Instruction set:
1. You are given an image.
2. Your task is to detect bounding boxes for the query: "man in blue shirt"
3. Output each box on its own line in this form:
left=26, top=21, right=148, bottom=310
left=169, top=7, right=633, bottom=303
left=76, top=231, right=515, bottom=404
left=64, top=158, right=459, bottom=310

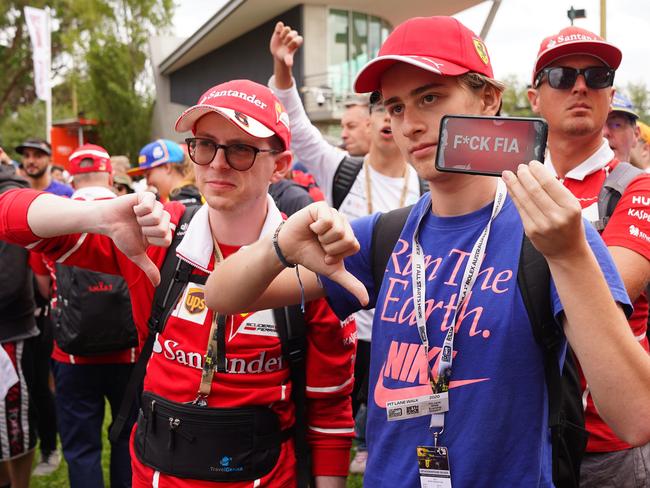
left=15, top=138, right=73, bottom=197
left=205, top=16, right=650, bottom=487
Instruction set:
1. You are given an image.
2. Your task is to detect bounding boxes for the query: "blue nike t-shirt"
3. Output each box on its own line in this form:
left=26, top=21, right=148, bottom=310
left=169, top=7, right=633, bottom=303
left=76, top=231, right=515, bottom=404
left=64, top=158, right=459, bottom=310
left=322, top=193, right=630, bottom=487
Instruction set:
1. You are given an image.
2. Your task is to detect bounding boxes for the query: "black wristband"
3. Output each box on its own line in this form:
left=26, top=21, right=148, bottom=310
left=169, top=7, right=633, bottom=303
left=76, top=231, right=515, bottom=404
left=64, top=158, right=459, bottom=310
left=272, top=222, right=296, bottom=268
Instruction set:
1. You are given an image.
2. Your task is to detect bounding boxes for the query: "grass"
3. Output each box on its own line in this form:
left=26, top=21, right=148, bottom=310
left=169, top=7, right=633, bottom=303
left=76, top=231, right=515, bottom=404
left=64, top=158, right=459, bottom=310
left=29, top=401, right=112, bottom=488
left=28, top=402, right=365, bottom=487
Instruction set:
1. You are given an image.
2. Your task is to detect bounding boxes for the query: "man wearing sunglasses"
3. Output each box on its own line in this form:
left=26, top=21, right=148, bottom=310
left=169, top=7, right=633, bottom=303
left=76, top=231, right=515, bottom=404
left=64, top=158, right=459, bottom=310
left=528, top=26, right=650, bottom=487
left=0, top=79, right=355, bottom=487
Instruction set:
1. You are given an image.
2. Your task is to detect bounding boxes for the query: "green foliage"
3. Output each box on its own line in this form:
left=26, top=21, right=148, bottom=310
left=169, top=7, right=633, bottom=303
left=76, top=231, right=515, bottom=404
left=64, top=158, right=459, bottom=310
left=625, top=82, right=649, bottom=122
left=83, top=35, right=154, bottom=159
left=500, top=75, right=535, bottom=117
left=0, top=102, right=45, bottom=159
left=0, top=0, right=173, bottom=158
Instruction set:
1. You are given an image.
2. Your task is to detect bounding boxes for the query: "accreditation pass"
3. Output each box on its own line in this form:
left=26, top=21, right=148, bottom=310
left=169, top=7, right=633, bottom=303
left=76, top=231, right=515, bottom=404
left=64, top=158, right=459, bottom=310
left=417, top=446, right=452, bottom=488
left=385, top=392, right=449, bottom=421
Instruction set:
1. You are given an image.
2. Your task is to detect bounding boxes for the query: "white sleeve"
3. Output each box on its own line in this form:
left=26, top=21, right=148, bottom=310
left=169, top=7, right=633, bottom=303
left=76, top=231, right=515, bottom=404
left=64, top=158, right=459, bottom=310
left=268, top=76, right=347, bottom=204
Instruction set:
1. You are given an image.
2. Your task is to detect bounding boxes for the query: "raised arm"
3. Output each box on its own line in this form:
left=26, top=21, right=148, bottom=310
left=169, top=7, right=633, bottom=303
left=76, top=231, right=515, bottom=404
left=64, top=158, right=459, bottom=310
left=269, top=21, right=346, bottom=202
left=503, top=161, right=650, bottom=445
left=205, top=202, right=368, bottom=314
left=1, top=190, right=171, bottom=285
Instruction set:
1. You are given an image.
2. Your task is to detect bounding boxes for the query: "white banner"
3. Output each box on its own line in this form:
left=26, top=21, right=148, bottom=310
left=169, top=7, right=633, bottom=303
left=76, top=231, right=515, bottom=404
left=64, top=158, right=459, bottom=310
left=24, top=6, right=51, bottom=102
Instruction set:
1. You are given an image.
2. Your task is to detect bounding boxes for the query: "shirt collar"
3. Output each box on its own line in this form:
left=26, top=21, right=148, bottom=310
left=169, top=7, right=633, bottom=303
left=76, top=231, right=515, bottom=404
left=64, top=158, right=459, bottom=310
left=71, top=186, right=116, bottom=200
left=175, top=194, right=283, bottom=273
left=545, top=139, right=614, bottom=181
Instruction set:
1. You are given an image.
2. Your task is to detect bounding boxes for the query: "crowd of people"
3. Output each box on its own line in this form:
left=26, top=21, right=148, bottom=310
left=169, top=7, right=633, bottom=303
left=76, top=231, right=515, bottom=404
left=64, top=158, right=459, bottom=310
left=0, top=13, right=649, bottom=488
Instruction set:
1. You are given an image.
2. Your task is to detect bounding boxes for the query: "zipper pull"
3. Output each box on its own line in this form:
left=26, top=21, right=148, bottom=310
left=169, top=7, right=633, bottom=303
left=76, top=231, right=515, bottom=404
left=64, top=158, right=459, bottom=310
left=168, top=417, right=180, bottom=450
left=150, top=400, right=157, bottom=433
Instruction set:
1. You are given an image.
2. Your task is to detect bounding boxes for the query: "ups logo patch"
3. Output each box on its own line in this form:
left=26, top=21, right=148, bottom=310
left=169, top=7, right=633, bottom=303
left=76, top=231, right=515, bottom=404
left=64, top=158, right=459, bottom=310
left=185, top=287, right=206, bottom=314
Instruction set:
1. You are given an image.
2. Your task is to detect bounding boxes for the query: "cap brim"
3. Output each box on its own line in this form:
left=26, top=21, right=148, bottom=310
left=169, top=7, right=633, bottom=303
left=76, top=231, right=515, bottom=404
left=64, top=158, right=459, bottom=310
left=174, top=105, right=274, bottom=139
left=611, top=107, right=639, bottom=119
left=354, top=54, right=469, bottom=93
left=127, top=160, right=171, bottom=177
left=534, top=41, right=622, bottom=79
left=15, top=143, right=51, bottom=156
left=127, top=166, right=146, bottom=177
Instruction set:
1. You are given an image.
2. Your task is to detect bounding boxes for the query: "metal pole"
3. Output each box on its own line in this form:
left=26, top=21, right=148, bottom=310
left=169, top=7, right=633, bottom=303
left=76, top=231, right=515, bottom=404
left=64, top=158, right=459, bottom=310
left=480, top=0, right=503, bottom=40
left=45, top=7, right=52, bottom=143
left=600, top=0, right=607, bottom=39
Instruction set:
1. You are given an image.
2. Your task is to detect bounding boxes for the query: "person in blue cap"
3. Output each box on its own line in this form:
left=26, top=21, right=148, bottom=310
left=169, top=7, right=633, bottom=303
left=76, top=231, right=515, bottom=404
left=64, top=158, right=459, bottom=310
left=129, top=139, right=203, bottom=206
left=603, top=91, right=641, bottom=163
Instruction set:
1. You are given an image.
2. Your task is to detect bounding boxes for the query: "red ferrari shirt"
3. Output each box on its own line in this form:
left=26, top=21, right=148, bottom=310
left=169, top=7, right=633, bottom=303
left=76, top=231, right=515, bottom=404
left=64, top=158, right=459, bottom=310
left=0, top=189, right=356, bottom=485
left=547, top=141, right=650, bottom=452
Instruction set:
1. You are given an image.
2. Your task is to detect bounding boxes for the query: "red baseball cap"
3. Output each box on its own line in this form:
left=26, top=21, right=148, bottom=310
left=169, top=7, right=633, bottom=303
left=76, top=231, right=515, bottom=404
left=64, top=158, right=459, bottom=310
left=533, top=26, right=622, bottom=83
left=174, top=79, right=291, bottom=150
left=354, top=16, right=494, bottom=93
left=68, top=144, right=112, bottom=175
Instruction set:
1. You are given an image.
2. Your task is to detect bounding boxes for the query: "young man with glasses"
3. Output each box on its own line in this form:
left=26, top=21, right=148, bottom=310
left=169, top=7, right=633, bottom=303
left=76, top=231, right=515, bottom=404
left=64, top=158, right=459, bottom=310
left=206, top=17, right=650, bottom=487
left=0, top=80, right=355, bottom=487
left=528, top=26, right=650, bottom=487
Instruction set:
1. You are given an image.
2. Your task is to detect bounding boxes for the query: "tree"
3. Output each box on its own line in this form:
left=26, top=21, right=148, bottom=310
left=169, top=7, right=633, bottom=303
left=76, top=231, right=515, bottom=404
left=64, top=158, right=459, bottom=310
left=500, top=75, right=534, bottom=117
left=625, top=82, right=649, bottom=122
left=83, top=35, right=153, bottom=159
left=0, top=0, right=173, bottom=158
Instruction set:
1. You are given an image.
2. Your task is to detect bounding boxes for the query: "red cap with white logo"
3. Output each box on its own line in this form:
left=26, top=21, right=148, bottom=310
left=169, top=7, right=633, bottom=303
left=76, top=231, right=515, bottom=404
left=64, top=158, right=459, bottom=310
left=354, top=16, right=494, bottom=93
left=68, top=144, right=112, bottom=175
left=533, top=26, right=622, bottom=83
left=174, top=79, right=291, bottom=150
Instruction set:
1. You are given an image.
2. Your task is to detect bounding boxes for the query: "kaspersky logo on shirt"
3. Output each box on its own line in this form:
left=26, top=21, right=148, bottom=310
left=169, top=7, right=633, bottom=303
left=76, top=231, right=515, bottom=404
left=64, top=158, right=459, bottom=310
left=152, top=336, right=284, bottom=373
left=373, top=340, right=489, bottom=408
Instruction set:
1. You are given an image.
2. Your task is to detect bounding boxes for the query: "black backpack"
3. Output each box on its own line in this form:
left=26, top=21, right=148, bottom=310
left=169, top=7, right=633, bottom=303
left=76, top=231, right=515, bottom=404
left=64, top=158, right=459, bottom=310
left=370, top=206, right=588, bottom=488
left=0, top=167, right=37, bottom=340
left=110, top=205, right=313, bottom=486
left=331, top=155, right=429, bottom=209
left=52, top=264, right=138, bottom=355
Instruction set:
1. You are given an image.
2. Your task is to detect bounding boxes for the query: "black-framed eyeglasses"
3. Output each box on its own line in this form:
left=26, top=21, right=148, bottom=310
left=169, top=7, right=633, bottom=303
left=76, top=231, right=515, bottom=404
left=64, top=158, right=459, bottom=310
left=534, top=66, right=615, bottom=90
left=185, top=137, right=279, bottom=171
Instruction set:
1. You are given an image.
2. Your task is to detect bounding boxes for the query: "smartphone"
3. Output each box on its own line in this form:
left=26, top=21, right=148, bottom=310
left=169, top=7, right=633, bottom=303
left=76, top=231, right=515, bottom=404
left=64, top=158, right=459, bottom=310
left=435, top=115, right=548, bottom=177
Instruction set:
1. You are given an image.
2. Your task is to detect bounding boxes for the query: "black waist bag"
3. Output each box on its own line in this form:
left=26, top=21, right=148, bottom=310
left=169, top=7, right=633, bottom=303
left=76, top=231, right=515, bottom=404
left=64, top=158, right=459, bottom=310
left=134, top=391, right=289, bottom=482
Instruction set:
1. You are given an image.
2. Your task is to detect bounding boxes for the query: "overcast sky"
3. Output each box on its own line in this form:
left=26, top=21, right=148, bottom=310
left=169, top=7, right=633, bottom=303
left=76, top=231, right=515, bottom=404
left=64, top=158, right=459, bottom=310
left=173, top=0, right=649, bottom=89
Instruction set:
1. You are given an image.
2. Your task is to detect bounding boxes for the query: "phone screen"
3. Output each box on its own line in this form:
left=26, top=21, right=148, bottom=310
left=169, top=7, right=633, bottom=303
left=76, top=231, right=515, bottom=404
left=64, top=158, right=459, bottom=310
left=435, top=115, right=548, bottom=177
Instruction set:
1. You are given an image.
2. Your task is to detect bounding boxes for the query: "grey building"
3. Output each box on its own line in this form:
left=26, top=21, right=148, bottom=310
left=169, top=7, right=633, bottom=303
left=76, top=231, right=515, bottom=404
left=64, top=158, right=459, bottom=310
left=152, top=0, right=490, bottom=140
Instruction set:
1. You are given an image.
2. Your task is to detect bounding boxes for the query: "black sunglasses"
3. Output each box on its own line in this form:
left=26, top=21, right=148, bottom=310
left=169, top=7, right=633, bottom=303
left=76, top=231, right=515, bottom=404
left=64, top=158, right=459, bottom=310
left=185, top=137, right=279, bottom=171
left=535, top=66, right=615, bottom=90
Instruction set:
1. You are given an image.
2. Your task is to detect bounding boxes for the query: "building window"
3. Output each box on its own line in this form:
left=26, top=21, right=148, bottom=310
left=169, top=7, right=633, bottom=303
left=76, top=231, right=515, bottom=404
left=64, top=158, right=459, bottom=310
left=327, top=9, right=391, bottom=97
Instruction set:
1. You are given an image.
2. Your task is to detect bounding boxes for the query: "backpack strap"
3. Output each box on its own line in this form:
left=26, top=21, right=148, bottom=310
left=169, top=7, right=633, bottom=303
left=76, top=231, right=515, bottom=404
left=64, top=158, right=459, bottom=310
left=370, top=205, right=414, bottom=293
left=109, top=204, right=201, bottom=443
left=273, top=306, right=311, bottom=488
left=517, top=235, right=585, bottom=487
left=593, top=162, right=644, bottom=231
left=332, top=155, right=364, bottom=209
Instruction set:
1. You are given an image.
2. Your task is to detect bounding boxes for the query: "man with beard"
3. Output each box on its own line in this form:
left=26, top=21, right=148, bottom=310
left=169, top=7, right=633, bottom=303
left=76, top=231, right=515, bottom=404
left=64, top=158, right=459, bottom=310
left=15, top=139, right=72, bottom=197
